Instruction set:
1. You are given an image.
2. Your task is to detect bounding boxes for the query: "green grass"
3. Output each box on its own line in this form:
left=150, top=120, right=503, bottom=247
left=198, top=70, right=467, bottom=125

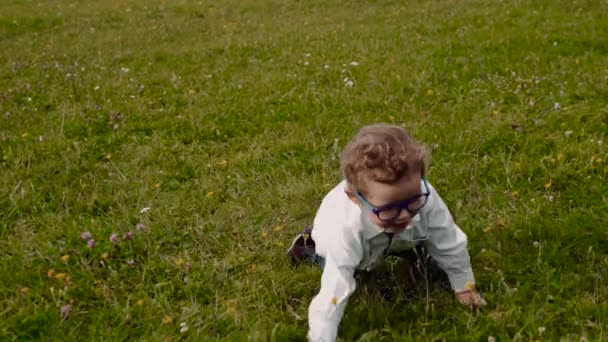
left=1, top=0, right=608, bottom=340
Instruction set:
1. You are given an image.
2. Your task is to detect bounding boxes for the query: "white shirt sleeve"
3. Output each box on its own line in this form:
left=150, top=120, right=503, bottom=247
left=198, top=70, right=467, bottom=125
left=307, top=254, right=357, bottom=342
left=308, top=187, right=363, bottom=342
left=422, top=183, right=476, bottom=292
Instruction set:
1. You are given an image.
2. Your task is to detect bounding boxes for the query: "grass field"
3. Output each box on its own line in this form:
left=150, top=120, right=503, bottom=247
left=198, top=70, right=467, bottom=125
left=1, top=0, right=608, bottom=340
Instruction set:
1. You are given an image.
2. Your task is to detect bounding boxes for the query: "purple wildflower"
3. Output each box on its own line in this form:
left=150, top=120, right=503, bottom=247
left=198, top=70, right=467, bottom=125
left=60, top=304, right=72, bottom=318
left=135, top=223, right=145, bottom=231
left=110, top=233, right=118, bottom=244
left=87, top=239, right=96, bottom=249
left=123, top=231, right=134, bottom=241
left=81, top=231, right=92, bottom=241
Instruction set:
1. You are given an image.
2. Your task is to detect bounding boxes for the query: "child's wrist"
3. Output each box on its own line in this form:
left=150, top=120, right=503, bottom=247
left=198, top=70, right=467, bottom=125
left=454, top=288, right=476, bottom=295
left=454, top=281, right=476, bottom=294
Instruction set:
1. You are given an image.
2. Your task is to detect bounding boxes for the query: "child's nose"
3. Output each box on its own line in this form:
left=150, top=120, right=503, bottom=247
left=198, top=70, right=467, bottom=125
left=396, top=209, right=412, bottom=221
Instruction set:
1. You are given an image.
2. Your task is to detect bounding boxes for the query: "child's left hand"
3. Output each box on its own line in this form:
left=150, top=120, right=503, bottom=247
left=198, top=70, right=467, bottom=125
left=455, top=289, right=486, bottom=309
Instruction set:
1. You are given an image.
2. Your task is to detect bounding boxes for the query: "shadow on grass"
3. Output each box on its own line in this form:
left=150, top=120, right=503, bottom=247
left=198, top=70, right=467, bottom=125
left=354, top=250, right=452, bottom=306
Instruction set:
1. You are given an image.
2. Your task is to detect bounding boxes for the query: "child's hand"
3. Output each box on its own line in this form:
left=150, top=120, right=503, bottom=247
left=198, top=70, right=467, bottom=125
left=455, top=289, right=486, bottom=309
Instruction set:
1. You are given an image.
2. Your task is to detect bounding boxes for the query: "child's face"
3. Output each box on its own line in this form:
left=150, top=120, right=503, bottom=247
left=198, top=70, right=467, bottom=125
left=351, top=172, right=426, bottom=233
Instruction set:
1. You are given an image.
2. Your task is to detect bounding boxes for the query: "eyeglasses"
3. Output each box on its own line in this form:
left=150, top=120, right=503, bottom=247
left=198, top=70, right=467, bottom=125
left=354, top=178, right=431, bottom=222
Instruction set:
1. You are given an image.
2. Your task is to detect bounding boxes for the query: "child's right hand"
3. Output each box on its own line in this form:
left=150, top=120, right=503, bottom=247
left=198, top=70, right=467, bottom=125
left=455, top=289, right=486, bottom=309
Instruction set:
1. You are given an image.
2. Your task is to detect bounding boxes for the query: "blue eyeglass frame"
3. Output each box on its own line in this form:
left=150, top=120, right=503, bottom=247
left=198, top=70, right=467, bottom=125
left=354, top=178, right=431, bottom=222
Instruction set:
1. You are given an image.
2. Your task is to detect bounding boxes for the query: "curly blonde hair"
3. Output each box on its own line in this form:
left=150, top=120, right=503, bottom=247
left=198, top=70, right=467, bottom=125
left=340, top=124, right=427, bottom=192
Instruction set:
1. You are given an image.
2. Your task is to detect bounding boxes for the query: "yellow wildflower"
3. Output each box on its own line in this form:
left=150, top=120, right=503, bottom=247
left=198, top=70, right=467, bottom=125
left=162, top=316, right=173, bottom=325
left=226, top=299, right=236, bottom=315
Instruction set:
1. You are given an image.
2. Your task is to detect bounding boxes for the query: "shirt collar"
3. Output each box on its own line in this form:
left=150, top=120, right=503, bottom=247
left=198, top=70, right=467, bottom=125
left=360, top=210, right=421, bottom=240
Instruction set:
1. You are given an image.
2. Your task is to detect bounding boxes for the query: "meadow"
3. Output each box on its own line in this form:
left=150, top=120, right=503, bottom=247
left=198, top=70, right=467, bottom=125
left=1, top=0, right=607, bottom=340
